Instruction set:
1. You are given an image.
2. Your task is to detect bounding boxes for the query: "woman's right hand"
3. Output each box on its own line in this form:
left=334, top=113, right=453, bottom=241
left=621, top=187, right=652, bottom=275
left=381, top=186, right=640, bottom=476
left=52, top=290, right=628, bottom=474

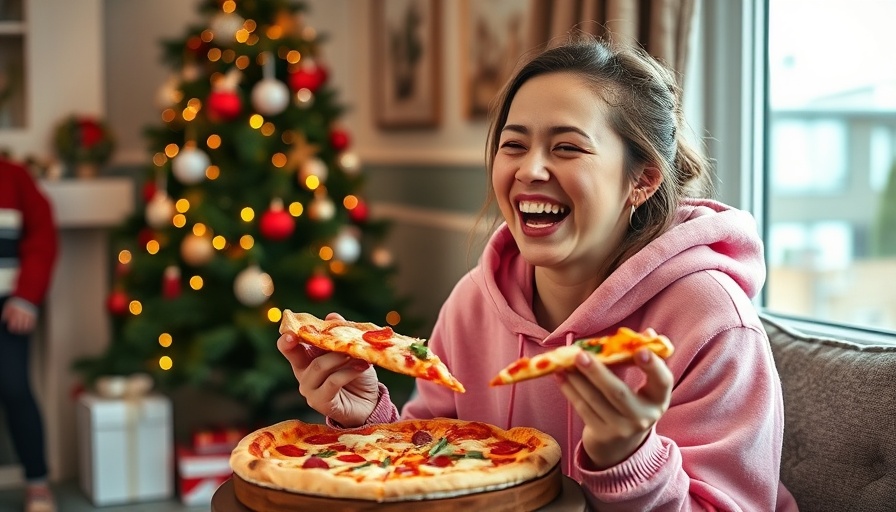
left=277, top=313, right=380, bottom=427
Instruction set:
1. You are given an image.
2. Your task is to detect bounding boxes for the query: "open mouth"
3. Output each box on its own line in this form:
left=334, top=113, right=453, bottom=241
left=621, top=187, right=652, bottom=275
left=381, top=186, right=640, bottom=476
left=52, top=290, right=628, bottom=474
left=518, top=200, right=570, bottom=228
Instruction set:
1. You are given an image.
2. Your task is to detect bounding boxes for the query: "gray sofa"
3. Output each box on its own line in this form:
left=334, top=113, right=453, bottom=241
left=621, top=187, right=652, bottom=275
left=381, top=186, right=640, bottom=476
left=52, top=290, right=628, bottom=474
left=762, top=314, right=896, bottom=511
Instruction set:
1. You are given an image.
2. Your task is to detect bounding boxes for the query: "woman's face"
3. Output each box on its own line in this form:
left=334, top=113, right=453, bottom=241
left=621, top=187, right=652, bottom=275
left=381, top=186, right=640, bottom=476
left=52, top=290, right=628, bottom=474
left=492, top=71, right=634, bottom=274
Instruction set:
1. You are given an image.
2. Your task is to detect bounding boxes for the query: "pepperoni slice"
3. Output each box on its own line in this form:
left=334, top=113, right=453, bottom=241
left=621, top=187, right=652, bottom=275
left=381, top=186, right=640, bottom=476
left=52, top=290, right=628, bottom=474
left=507, top=359, right=530, bottom=375
left=411, top=430, right=433, bottom=446
left=488, top=440, right=525, bottom=456
left=304, top=433, right=341, bottom=445
left=337, top=453, right=367, bottom=463
left=535, top=359, right=551, bottom=370
left=404, top=354, right=417, bottom=368
left=274, top=444, right=307, bottom=457
left=446, top=422, right=493, bottom=442
left=362, top=327, right=394, bottom=343
left=426, top=455, right=452, bottom=467
left=302, top=456, right=330, bottom=469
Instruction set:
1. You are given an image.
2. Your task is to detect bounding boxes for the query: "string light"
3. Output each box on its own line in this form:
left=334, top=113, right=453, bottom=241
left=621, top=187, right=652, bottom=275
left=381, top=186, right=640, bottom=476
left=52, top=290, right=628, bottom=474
left=118, top=250, right=132, bottom=264
left=159, top=333, right=173, bottom=347
left=267, top=308, right=282, bottom=322
left=129, top=300, right=143, bottom=315
left=386, top=311, right=401, bottom=326
left=159, top=356, right=173, bottom=371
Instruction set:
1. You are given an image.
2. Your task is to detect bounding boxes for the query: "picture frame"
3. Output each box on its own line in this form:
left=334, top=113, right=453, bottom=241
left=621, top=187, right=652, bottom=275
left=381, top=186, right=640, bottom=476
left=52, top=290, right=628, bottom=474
left=460, top=0, right=532, bottom=120
left=372, top=0, right=441, bottom=130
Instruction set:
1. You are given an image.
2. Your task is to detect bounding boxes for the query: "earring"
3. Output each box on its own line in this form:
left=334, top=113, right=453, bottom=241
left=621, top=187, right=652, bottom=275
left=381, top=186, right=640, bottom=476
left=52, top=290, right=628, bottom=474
left=629, top=189, right=642, bottom=230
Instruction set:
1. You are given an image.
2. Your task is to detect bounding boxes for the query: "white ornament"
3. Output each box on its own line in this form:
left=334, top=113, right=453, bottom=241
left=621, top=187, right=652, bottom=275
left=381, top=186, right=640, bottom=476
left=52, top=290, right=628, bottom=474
left=210, top=12, right=245, bottom=44
left=299, top=157, right=328, bottom=185
left=145, top=192, right=175, bottom=229
left=251, top=78, right=290, bottom=116
left=233, top=264, right=274, bottom=307
left=338, top=151, right=361, bottom=176
left=371, top=247, right=393, bottom=268
left=180, top=234, right=215, bottom=266
left=308, top=196, right=335, bottom=221
left=332, top=229, right=361, bottom=263
left=172, top=146, right=210, bottom=185
left=295, top=88, right=315, bottom=108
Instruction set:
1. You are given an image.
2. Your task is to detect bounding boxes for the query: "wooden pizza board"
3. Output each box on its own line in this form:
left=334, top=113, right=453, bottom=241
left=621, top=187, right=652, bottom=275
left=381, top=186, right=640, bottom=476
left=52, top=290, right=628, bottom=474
left=216, top=464, right=587, bottom=511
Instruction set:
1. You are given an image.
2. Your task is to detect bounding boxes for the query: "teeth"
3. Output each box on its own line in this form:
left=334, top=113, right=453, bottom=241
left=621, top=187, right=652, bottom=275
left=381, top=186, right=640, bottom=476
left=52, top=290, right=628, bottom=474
left=519, top=200, right=566, bottom=214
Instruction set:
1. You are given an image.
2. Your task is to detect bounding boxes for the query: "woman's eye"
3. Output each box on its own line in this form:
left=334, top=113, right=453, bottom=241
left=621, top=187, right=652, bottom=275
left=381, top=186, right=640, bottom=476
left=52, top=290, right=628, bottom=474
left=554, top=145, right=581, bottom=153
left=500, top=141, right=525, bottom=150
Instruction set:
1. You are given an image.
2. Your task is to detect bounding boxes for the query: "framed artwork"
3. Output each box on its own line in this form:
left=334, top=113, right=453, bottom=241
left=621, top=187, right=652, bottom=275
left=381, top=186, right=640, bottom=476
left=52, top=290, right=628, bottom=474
left=372, top=0, right=441, bottom=130
left=460, top=0, right=532, bottom=119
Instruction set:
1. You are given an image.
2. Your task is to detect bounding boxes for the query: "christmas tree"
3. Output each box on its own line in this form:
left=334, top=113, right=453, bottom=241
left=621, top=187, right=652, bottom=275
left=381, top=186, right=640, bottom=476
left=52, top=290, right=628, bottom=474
left=75, top=0, right=413, bottom=421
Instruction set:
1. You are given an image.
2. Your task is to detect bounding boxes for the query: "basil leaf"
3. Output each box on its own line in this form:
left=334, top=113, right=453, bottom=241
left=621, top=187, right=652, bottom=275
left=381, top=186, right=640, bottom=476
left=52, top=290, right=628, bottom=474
left=575, top=338, right=603, bottom=354
left=451, top=451, right=484, bottom=460
left=428, top=437, right=449, bottom=457
left=409, top=343, right=429, bottom=360
left=316, top=450, right=337, bottom=458
left=380, top=456, right=391, bottom=468
left=351, top=461, right=374, bottom=471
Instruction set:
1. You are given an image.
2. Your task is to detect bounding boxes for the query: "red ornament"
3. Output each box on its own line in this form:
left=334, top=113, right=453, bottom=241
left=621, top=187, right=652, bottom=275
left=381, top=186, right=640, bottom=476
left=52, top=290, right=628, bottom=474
left=138, top=228, right=156, bottom=247
left=289, top=64, right=327, bottom=92
left=106, top=290, right=129, bottom=316
left=305, top=274, right=334, bottom=302
left=329, top=128, right=351, bottom=152
left=141, top=181, right=157, bottom=203
left=207, top=90, right=242, bottom=121
left=348, top=199, right=369, bottom=223
left=162, top=265, right=181, bottom=299
left=259, top=200, right=296, bottom=241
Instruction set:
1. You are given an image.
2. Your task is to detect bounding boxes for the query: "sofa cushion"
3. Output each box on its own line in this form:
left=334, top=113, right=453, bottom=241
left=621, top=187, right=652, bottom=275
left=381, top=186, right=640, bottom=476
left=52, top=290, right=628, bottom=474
left=762, top=314, right=896, bottom=511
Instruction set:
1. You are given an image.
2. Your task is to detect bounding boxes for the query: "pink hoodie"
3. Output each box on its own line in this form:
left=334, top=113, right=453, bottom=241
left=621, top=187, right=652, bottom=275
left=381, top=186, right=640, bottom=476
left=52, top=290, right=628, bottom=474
left=364, top=198, right=797, bottom=511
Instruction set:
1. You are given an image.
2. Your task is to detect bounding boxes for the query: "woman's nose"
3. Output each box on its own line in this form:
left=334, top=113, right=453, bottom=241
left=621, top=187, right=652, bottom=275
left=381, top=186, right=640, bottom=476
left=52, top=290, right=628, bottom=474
left=515, top=151, right=550, bottom=183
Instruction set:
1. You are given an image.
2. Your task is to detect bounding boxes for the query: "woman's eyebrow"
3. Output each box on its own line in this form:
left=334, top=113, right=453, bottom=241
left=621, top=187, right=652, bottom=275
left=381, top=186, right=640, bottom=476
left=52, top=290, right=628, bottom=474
left=501, top=124, right=592, bottom=140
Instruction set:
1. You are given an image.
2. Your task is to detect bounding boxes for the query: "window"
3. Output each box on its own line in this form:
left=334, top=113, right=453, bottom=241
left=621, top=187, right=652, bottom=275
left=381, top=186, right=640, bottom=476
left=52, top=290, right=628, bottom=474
left=765, top=0, right=896, bottom=333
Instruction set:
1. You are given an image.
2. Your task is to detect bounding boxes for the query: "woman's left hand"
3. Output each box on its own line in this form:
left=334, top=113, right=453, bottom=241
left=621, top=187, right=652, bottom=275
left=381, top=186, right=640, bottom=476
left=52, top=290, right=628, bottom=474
left=556, top=348, right=673, bottom=470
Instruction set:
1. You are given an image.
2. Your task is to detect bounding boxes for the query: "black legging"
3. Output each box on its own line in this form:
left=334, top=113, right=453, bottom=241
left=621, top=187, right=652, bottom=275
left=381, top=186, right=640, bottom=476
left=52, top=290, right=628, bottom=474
left=0, top=296, right=48, bottom=480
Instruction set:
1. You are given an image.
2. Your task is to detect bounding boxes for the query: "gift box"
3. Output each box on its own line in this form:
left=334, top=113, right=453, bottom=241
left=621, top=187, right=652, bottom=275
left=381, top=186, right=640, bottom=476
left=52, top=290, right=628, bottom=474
left=176, top=445, right=233, bottom=506
left=191, top=425, right=247, bottom=455
left=76, top=392, right=174, bottom=506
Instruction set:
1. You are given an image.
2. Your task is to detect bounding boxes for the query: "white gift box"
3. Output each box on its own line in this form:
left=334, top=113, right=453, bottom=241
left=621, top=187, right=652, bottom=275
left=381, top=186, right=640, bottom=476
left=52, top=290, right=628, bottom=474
left=76, top=392, right=174, bottom=506
left=176, top=445, right=232, bottom=506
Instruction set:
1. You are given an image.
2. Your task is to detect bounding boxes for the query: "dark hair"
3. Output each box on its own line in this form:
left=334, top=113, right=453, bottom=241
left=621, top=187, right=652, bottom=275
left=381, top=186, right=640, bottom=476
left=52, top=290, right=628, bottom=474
left=477, top=33, right=713, bottom=272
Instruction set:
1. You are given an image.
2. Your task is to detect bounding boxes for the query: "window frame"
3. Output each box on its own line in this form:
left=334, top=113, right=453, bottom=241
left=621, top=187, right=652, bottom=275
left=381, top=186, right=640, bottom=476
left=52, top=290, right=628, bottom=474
left=698, top=0, right=896, bottom=344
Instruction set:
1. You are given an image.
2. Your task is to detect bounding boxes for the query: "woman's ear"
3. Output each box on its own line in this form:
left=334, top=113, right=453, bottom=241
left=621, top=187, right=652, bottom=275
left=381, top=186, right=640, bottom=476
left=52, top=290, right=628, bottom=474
left=633, top=165, right=662, bottom=201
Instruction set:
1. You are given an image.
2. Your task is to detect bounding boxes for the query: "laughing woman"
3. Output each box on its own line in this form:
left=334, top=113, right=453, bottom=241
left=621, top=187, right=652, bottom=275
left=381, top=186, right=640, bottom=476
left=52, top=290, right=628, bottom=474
left=279, top=34, right=798, bottom=511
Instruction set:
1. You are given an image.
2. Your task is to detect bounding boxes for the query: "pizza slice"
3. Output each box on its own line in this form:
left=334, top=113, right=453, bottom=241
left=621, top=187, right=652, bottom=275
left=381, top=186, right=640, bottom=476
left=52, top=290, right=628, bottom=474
left=280, top=310, right=465, bottom=393
left=489, top=327, right=674, bottom=386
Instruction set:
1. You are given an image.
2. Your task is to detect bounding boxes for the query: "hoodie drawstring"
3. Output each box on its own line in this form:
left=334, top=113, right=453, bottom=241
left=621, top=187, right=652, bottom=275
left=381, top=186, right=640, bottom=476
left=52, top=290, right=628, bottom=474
left=505, top=333, right=526, bottom=430
left=565, top=331, right=576, bottom=476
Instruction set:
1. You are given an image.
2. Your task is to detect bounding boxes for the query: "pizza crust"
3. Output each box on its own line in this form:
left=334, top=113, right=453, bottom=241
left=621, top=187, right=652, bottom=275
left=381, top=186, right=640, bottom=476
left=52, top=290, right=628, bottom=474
left=230, top=419, right=561, bottom=502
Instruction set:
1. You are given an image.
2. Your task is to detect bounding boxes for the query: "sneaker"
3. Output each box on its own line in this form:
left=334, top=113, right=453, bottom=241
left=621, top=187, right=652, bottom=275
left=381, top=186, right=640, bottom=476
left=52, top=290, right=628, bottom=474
left=24, top=484, right=56, bottom=512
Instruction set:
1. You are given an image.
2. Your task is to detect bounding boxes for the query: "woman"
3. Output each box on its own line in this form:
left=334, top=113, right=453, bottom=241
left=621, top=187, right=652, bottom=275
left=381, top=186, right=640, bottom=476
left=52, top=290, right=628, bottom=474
left=279, top=35, right=797, bottom=510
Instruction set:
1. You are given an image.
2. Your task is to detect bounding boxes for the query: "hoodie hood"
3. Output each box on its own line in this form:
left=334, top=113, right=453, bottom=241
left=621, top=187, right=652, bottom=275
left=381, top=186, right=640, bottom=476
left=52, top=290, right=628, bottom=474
left=477, top=198, right=766, bottom=345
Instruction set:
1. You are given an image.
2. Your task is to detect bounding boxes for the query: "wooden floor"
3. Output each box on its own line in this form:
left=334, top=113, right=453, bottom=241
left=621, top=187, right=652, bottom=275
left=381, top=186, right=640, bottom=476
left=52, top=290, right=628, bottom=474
left=0, top=480, right=208, bottom=512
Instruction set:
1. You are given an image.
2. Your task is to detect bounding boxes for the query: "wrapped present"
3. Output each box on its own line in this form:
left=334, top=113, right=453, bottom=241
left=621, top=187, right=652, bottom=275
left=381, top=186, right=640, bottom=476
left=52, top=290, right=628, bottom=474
left=176, top=445, right=233, bottom=506
left=191, top=425, right=247, bottom=455
left=76, top=393, right=173, bottom=506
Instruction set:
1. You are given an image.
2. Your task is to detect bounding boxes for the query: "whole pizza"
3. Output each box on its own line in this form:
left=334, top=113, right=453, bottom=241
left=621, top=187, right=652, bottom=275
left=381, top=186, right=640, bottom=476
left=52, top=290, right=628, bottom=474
left=229, top=418, right=562, bottom=503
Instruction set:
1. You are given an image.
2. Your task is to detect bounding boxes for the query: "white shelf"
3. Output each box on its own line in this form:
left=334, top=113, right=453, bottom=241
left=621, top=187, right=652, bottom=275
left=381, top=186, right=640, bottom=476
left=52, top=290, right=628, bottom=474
left=39, top=177, right=134, bottom=228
